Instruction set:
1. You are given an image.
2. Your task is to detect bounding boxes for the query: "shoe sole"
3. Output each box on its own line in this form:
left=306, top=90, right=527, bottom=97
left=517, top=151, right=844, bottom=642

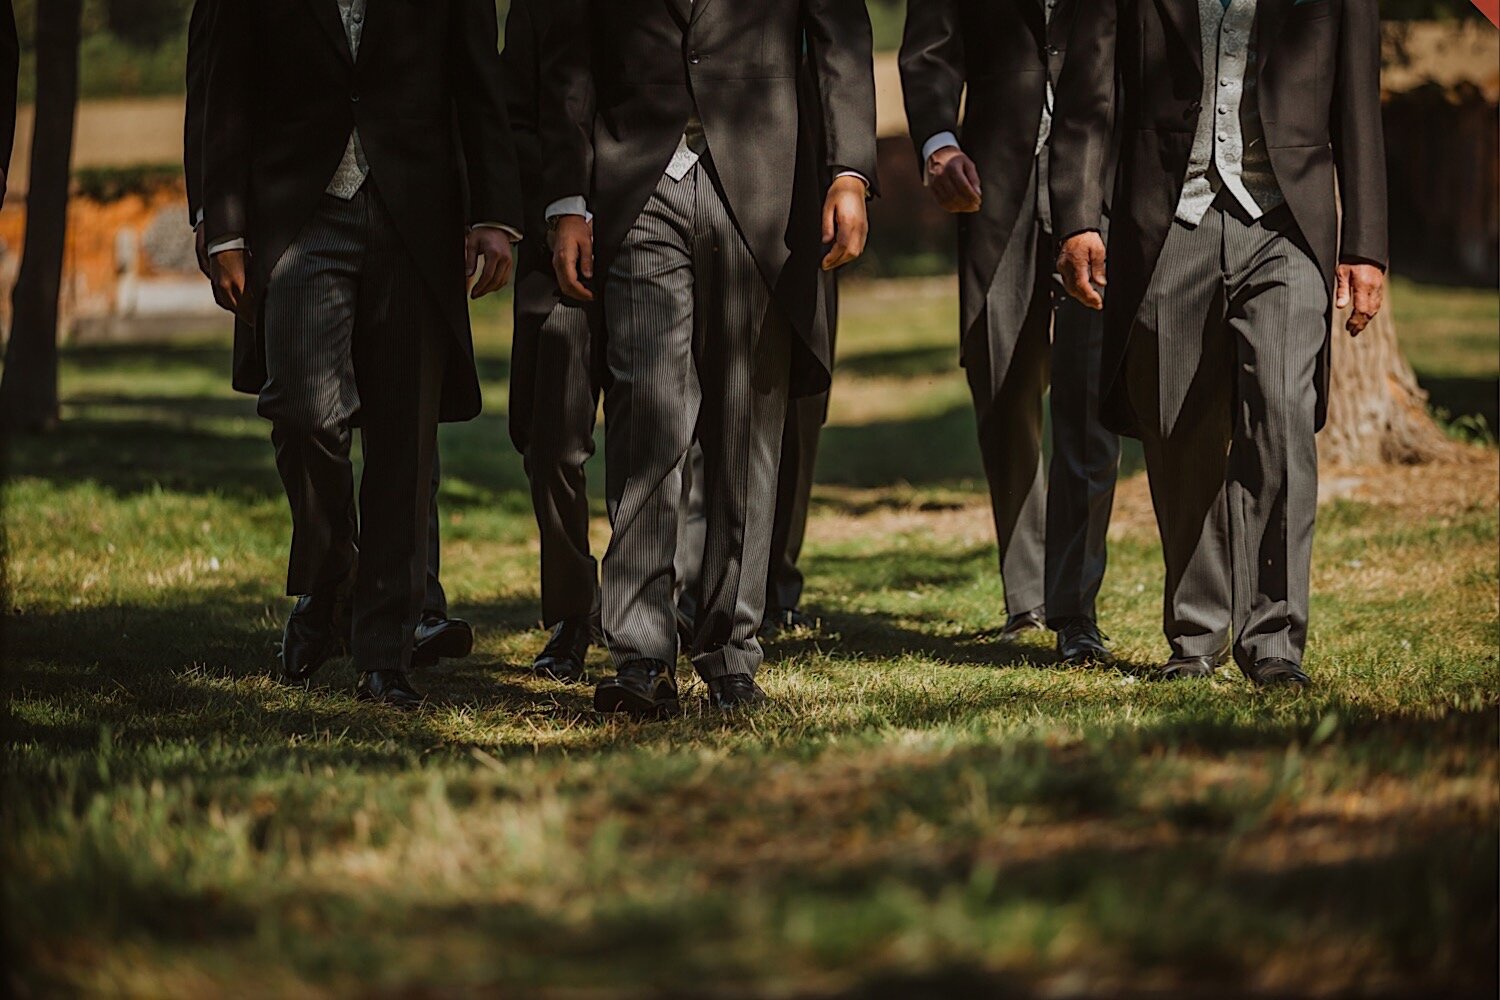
left=414, top=626, right=474, bottom=662
left=594, top=684, right=677, bottom=719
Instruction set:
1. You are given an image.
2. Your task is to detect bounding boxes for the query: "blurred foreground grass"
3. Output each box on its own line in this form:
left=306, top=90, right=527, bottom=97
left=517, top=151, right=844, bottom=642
left=3, top=276, right=1497, bottom=997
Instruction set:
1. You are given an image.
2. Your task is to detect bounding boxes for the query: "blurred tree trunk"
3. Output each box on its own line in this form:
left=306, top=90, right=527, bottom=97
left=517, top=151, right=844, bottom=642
left=1321, top=296, right=1459, bottom=466
left=0, top=0, right=83, bottom=433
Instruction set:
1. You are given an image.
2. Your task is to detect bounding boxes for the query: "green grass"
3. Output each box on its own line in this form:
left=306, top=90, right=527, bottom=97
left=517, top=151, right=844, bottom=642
left=3, top=276, right=1497, bottom=997
left=1389, top=275, right=1500, bottom=437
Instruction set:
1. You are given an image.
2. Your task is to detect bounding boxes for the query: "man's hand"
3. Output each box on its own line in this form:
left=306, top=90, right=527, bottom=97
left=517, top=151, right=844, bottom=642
left=927, top=146, right=982, bottom=214
left=551, top=214, right=594, bottom=301
left=1335, top=262, right=1385, bottom=336
left=210, top=248, right=251, bottom=318
left=466, top=227, right=515, bottom=299
left=194, top=223, right=211, bottom=278
left=821, top=175, right=869, bottom=271
left=1057, top=231, right=1107, bottom=311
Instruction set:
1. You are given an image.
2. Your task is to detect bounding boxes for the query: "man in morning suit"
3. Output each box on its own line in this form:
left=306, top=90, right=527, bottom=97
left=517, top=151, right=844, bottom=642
left=202, top=0, right=524, bottom=707
left=500, top=0, right=606, bottom=684
left=184, top=0, right=474, bottom=680
left=675, top=49, right=844, bottom=641
left=1052, top=0, right=1388, bottom=685
left=544, top=0, right=878, bottom=715
left=900, top=0, right=1122, bottom=665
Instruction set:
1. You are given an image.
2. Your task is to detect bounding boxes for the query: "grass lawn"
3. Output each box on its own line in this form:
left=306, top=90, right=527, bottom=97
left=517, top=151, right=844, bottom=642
left=4, top=275, right=1497, bottom=998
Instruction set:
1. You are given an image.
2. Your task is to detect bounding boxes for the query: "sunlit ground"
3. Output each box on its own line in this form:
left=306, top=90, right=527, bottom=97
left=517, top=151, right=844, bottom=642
left=4, top=275, right=1497, bottom=997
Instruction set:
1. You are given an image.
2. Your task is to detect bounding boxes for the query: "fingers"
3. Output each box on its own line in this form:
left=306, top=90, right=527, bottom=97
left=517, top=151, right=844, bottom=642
left=1089, top=241, right=1107, bottom=291
left=1057, top=238, right=1105, bottom=311
left=961, top=157, right=983, bottom=202
left=1354, top=275, right=1384, bottom=320
left=821, top=198, right=836, bottom=245
left=1334, top=266, right=1351, bottom=309
left=465, top=232, right=480, bottom=278
left=495, top=245, right=514, bottom=290
left=930, top=160, right=981, bottom=213
left=470, top=246, right=502, bottom=299
left=211, top=253, right=246, bottom=314
left=821, top=201, right=868, bottom=271
left=1063, top=258, right=1102, bottom=310
left=553, top=237, right=594, bottom=301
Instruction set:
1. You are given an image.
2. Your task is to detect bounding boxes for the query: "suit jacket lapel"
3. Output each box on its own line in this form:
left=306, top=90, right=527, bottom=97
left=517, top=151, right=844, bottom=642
left=304, top=0, right=353, bottom=64
left=690, top=0, right=715, bottom=25
left=664, top=0, right=690, bottom=28
left=1158, top=0, right=1203, bottom=77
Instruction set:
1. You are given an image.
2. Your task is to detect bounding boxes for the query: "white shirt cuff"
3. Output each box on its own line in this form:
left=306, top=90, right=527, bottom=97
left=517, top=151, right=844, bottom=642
left=208, top=237, right=246, bottom=255
left=545, top=196, right=589, bottom=221
left=193, top=208, right=204, bottom=229
left=833, top=170, right=870, bottom=189
left=472, top=222, right=523, bottom=243
left=921, top=132, right=962, bottom=186
left=922, top=132, right=961, bottom=164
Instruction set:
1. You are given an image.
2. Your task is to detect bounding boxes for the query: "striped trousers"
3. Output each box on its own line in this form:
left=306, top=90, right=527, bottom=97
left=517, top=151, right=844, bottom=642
left=1127, top=198, right=1327, bottom=670
left=603, top=162, right=791, bottom=680
left=258, top=187, right=446, bottom=672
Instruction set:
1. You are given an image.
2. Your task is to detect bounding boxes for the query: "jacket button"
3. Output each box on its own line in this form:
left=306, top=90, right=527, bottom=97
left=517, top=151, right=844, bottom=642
left=350, top=92, right=360, bottom=103
left=1046, top=44, right=1060, bottom=56
left=688, top=50, right=700, bottom=64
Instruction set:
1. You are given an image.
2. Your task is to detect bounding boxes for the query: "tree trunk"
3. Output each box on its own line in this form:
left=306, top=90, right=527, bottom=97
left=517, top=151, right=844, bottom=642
left=0, top=0, right=83, bottom=433
left=1320, top=294, right=1460, bottom=466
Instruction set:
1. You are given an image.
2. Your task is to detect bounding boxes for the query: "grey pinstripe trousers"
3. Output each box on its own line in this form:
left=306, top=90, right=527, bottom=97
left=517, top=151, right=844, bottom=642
left=603, top=162, right=791, bottom=679
left=258, top=188, right=447, bottom=672
left=1127, top=198, right=1326, bottom=670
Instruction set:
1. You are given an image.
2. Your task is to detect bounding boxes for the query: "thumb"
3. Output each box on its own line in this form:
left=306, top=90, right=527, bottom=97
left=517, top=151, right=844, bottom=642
left=822, top=198, right=836, bottom=245
left=1334, top=267, right=1351, bottom=309
left=1090, top=242, right=1107, bottom=288
left=465, top=233, right=479, bottom=277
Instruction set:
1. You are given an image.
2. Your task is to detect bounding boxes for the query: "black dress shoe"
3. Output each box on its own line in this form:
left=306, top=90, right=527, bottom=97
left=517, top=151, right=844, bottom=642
left=1159, top=647, right=1230, bottom=681
left=278, top=592, right=349, bottom=686
left=705, top=673, right=768, bottom=712
left=532, top=617, right=593, bottom=684
left=1243, top=657, right=1311, bottom=688
left=999, top=607, right=1046, bottom=638
left=1055, top=618, right=1111, bottom=665
left=355, top=669, right=424, bottom=709
left=412, top=614, right=474, bottom=668
left=759, top=606, right=816, bottom=639
left=593, top=659, right=678, bottom=718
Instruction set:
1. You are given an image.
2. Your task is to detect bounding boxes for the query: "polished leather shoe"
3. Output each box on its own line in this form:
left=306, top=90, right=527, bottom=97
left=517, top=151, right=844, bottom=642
left=355, top=669, right=424, bottom=709
left=1244, top=657, right=1311, bottom=688
left=1055, top=618, right=1110, bottom=665
left=412, top=614, right=474, bottom=668
left=999, top=607, right=1046, bottom=638
left=1159, top=646, right=1230, bottom=681
left=593, top=659, right=678, bottom=718
left=532, top=617, right=593, bottom=684
left=759, top=606, right=816, bottom=639
left=278, top=593, right=350, bottom=685
left=705, top=673, right=768, bottom=712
